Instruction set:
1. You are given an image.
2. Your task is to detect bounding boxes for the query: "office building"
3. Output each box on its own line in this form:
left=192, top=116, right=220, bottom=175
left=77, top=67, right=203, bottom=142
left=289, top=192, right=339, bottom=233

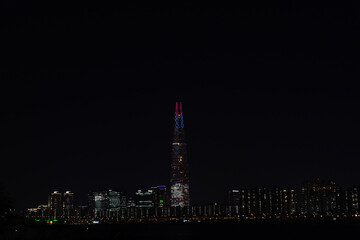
left=301, top=178, right=338, bottom=214
left=152, top=185, right=169, bottom=207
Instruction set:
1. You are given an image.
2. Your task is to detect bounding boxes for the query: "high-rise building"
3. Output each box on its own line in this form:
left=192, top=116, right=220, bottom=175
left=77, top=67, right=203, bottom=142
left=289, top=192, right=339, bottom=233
left=228, top=190, right=241, bottom=217
left=152, top=185, right=169, bottom=207
left=94, top=191, right=108, bottom=213
left=170, top=102, right=190, bottom=207
left=301, top=178, right=338, bottom=214
left=270, top=188, right=282, bottom=215
left=108, top=189, right=127, bottom=211
left=135, top=189, right=154, bottom=208
left=47, top=191, right=75, bottom=219
left=63, top=191, right=74, bottom=218
left=280, top=189, right=297, bottom=215
left=228, top=190, right=241, bottom=206
left=240, top=189, right=251, bottom=216
left=48, top=191, right=62, bottom=219
left=91, top=189, right=126, bottom=217
left=253, top=187, right=271, bottom=216
left=345, top=187, right=359, bottom=214
left=87, top=192, right=95, bottom=217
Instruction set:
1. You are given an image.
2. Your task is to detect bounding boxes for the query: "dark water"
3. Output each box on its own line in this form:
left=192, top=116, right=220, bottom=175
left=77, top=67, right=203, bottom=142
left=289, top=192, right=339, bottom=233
left=1, top=221, right=358, bottom=240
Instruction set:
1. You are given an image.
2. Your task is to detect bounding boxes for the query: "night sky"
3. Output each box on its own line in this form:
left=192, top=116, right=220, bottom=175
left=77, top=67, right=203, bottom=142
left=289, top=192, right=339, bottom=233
left=2, top=2, right=360, bottom=209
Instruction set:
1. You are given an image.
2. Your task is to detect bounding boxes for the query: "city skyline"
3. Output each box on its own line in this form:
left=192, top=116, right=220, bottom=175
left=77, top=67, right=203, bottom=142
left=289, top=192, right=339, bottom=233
left=20, top=102, right=360, bottom=213
left=4, top=94, right=360, bottom=210
left=4, top=92, right=360, bottom=211
left=3, top=4, right=360, bottom=212
left=27, top=177, right=360, bottom=222
left=3, top=3, right=360, bottom=239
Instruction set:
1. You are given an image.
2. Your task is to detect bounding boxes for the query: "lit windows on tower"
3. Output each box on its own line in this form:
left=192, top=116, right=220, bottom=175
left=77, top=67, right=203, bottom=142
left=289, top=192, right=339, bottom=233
left=170, top=102, right=190, bottom=207
left=48, top=191, right=62, bottom=219
left=63, top=191, right=74, bottom=218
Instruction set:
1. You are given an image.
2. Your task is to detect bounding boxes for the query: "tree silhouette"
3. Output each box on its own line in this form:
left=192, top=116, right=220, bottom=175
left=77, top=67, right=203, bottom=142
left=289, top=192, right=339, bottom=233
left=0, top=183, right=12, bottom=216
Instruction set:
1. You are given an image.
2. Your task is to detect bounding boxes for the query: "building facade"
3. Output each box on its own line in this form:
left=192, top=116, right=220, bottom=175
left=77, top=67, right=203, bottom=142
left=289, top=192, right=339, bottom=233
left=228, top=187, right=297, bottom=217
left=344, top=187, right=360, bottom=214
left=301, top=179, right=339, bottom=214
left=90, top=189, right=127, bottom=217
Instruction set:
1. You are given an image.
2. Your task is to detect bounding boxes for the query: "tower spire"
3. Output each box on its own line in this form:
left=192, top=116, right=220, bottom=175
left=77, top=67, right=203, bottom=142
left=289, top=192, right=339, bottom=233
left=175, top=102, right=179, bottom=128
left=175, top=102, right=179, bottom=116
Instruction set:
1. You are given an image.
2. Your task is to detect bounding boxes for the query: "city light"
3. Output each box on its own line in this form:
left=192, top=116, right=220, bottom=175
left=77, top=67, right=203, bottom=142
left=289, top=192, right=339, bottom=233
left=23, top=103, right=360, bottom=223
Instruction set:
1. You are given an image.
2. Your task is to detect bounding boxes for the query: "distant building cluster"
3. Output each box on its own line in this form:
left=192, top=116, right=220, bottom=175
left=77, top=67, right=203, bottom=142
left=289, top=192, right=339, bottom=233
left=27, top=186, right=172, bottom=221
left=28, top=191, right=74, bottom=220
left=301, top=179, right=359, bottom=215
left=228, top=179, right=359, bottom=218
left=228, top=188, right=297, bottom=217
left=88, top=186, right=169, bottom=218
left=26, top=179, right=360, bottom=223
left=24, top=104, right=360, bottom=223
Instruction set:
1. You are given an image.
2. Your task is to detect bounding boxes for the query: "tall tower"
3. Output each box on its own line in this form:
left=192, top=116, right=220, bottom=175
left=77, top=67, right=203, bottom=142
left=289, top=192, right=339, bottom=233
left=63, top=191, right=74, bottom=218
left=48, top=191, right=62, bottom=219
left=170, top=102, right=190, bottom=207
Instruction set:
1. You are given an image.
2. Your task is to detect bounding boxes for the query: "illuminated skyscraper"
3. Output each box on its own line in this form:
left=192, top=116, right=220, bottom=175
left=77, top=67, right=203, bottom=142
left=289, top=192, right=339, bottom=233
left=48, top=191, right=62, bottom=219
left=170, top=102, right=190, bottom=207
left=91, top=189, right=126, bottom=217
left=63, top=191, right=74, bottom=218
left=93, top=191, right=108, bottom=217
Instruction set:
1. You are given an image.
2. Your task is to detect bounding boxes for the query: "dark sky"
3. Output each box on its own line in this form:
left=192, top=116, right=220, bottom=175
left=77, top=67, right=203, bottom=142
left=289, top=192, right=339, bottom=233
left=2, top=2, right=360, bottom=209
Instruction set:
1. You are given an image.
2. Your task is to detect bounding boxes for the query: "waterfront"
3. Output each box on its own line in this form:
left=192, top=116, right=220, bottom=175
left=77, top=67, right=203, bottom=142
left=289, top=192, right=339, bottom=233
left=1, top=221, right=360, bottom=240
